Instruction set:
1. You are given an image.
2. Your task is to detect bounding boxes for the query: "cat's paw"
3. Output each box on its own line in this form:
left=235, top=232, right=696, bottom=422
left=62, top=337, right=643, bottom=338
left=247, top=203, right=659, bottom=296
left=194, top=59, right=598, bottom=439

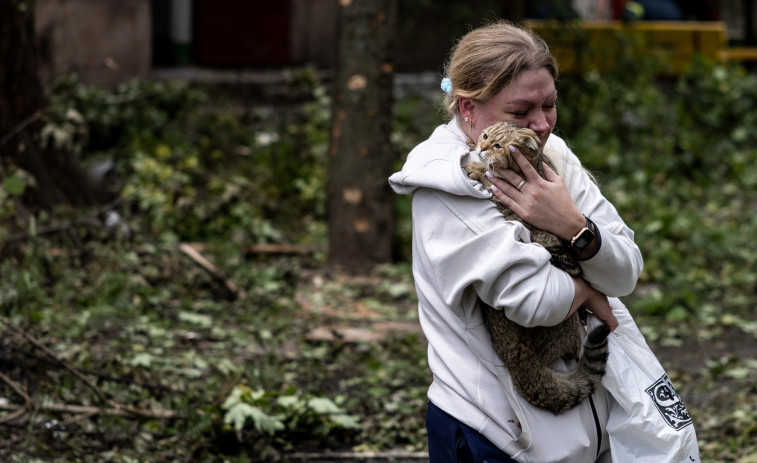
left=464, top=161, right=488, bottom=184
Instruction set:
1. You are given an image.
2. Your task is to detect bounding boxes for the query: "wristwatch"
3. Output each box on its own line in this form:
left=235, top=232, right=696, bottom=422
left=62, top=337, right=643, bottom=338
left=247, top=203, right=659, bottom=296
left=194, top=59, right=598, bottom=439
left=570, top=216, right=596, bottom=253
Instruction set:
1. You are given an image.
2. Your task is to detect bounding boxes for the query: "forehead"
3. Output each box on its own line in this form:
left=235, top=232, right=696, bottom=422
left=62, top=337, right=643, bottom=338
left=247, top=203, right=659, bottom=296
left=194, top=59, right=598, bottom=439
left=497, top=68, right=556, bottom=104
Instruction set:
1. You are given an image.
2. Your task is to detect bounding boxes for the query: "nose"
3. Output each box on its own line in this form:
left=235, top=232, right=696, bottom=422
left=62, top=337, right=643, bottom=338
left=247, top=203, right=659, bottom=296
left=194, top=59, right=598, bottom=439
left=529, top=112, right=550, bottom=133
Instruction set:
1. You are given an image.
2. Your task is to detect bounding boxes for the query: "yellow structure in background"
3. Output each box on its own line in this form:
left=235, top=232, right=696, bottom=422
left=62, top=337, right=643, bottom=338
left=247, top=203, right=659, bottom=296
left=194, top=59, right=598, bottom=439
left=527, top=21, right=756, bottom=75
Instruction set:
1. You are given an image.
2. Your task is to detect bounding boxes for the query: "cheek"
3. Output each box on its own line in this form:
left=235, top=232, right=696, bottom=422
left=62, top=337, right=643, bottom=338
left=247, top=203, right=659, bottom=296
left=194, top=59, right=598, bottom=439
left=479, top=115, right=502, bottom=130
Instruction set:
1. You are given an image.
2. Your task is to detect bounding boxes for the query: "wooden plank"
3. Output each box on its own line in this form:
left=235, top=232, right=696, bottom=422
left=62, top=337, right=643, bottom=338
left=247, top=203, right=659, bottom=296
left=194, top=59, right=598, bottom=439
left=719, top=47, right=757, bottom=61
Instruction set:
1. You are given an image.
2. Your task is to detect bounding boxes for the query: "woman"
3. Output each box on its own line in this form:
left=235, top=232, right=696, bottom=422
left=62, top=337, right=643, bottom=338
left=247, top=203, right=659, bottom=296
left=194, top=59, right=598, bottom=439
left=388, top=21, right=643, bottom=462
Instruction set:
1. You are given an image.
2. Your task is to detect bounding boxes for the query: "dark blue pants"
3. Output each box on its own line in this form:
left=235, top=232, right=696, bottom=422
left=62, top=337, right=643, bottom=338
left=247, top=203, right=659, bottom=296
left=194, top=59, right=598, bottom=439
left=426, top=401, right=519, bottom=463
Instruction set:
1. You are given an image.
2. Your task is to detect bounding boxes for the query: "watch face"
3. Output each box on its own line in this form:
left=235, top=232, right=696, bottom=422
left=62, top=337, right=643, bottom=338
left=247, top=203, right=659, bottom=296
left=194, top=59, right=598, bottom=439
left=573, top=228, right=594, bottom=251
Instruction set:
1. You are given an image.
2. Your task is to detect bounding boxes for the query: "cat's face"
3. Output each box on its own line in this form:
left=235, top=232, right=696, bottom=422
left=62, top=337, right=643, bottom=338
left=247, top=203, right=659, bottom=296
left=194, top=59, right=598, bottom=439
left=477, top=122, right=541, bottom=174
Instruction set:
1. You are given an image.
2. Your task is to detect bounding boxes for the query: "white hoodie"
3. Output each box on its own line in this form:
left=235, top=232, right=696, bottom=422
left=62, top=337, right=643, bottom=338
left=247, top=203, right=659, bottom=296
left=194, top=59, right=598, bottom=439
left=388, top=120, right=643, bottom=462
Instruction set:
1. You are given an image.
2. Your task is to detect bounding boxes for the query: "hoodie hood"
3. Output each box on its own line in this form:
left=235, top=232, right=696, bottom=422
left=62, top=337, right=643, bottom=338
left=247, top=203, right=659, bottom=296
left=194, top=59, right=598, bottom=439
left=388, top=120, right=491, bottom=198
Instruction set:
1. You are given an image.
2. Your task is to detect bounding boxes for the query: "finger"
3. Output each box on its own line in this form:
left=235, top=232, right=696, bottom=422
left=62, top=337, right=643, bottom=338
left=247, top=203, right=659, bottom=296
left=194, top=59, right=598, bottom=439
left=486, top=174, right=514, bottom=205
left=486, top=172, right=521, bottom=206
left=508, top=145, right=539, bottom=181
left=486, top=169, right=521, bottom=192
left=489, top=167, right=525, bottom=190
left=541, top=161, right=559, bottom=181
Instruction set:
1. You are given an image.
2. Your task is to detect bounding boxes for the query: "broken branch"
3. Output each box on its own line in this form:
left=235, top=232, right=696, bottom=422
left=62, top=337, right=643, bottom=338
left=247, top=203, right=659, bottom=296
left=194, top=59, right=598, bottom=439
left=0, top=316, right=107, bottom=404
left=179, top=243, right=238, bottom=296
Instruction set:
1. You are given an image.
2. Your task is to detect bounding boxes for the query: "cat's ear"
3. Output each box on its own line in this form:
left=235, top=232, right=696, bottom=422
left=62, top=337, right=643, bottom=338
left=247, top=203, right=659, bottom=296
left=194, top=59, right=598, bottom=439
left=524, top=137, right=539, bottom=152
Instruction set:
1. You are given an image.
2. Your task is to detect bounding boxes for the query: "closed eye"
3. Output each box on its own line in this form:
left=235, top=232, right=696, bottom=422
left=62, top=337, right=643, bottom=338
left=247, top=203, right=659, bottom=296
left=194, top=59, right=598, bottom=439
left=493, top=143, right=502, bottom=149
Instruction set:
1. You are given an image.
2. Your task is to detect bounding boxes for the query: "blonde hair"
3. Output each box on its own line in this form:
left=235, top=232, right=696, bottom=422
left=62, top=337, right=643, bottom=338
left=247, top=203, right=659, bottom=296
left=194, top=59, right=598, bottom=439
left=442, top=21, right=558, bottom=119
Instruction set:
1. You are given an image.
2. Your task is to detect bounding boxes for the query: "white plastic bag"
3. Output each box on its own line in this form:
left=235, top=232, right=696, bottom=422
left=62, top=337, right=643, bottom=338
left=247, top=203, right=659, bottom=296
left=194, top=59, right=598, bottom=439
left=588, top=298, right=701, bottom=463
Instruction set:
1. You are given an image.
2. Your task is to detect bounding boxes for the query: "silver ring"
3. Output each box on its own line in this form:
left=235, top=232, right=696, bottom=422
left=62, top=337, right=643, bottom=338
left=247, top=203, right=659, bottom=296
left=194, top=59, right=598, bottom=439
left=516, top=179, right=526, bottom=190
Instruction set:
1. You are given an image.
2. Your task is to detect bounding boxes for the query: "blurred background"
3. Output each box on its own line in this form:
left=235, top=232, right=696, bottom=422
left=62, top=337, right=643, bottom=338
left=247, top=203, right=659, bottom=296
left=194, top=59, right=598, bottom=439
left=2, top=1, right=757, bottom=462
left=32, top=0, right=757, bottom=87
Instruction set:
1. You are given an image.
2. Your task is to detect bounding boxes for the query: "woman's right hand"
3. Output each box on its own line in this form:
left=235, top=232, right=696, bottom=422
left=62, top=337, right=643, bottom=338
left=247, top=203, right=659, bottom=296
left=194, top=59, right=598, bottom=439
left=569, top=277, right=618, bottom=331
left=488, top=146, right=586, bottom=242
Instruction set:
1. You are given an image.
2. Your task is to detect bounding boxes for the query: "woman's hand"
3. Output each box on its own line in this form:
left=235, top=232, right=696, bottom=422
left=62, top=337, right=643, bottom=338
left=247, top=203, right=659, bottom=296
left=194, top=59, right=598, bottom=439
left=569, top=277, right=618, bottom=331
left=486, top=146, right=585, bottom=241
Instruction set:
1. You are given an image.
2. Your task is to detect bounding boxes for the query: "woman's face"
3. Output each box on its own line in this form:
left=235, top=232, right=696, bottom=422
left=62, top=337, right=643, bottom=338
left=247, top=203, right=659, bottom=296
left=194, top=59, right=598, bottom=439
left=462, top=67, right=557, bottom=149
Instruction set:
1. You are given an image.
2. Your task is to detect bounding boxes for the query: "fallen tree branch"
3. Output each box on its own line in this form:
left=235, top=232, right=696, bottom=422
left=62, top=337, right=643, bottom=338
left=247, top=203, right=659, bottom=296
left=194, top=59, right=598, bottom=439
left=245, top=243, right=318, bottom=255
left=179, top=243, right=238, bottom=296
left=0, top=402, right=176, bottom=419
left=108, top=402, right=178, bottom=419
left=0, top=316, right=107, bottom=404
left=1, top=341, right=174, bottom=394
left=0, top=371, right=31, bottom=411
left=0, top=405, right=28, bottom=425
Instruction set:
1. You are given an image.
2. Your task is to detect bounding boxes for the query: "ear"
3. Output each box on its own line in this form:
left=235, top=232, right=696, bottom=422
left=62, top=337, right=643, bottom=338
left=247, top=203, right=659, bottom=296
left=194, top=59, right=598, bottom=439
left=458, top=97, right=476, bottom=120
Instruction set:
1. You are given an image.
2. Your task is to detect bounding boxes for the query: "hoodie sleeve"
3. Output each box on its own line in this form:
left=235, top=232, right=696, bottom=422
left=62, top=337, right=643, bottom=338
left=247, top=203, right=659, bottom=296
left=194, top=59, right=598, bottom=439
left=390, top=123, right=640, bottom=328
left=546, top=136, right=643, bottom=297
left=411, top=188, right=576, bottom=328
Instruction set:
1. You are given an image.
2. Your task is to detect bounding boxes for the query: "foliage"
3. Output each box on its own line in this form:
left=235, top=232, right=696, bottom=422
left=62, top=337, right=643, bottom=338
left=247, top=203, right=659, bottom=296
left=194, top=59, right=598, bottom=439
left=221, top=385, right=360, bottom=457
left=557, top=51, right=757, bottom=321
left=42, top=72, right=330, bottom=246
left=2, top=36, right=757, bottom=461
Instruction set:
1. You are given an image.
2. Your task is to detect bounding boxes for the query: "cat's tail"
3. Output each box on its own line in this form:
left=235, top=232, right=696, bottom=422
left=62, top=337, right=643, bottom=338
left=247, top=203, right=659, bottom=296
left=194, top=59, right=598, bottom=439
left=519, top=323, right=611, bottom=415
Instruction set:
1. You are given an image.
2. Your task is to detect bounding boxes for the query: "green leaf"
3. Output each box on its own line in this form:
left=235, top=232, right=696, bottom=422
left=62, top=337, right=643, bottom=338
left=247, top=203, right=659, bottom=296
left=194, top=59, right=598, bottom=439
left=725, top=367, right=751, bottom=380
left=3, top=174, right=26, bottom=195
left=278, top=395, right=302, bottom=409
left=330, top=413, right=360, bottom=429
left=178, top=311, right=212, bottom=327
left=129, top=352, right=154, bottom=368
left=307, top=397, right=342, bottom=414
left=306, top=397, right=360, bottom=429
left=223, top=403, right=284, bottom=434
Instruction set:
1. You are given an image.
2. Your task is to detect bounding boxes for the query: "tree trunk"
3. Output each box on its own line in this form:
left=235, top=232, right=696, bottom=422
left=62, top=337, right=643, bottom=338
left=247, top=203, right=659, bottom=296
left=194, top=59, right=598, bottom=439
left=327, top=0, right=397, bottom=272
left=0, top=0, right=103, bottom=212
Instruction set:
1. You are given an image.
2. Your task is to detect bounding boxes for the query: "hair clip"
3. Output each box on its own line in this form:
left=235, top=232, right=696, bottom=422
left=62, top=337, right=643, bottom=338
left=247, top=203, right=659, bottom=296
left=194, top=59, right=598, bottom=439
left=441, top=77, right=452, bottom=95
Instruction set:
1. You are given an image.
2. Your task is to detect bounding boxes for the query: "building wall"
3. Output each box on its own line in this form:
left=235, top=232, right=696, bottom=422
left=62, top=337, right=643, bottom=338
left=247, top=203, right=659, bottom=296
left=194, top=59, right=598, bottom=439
left=36, top=0, right=151, bottom=87
left=291, top=0, right=337, bottom=68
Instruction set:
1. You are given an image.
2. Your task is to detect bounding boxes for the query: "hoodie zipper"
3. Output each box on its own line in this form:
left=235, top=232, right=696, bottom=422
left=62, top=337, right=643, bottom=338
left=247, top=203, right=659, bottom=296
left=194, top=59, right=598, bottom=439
left=588, top=393, right=602, bottom=459
left=578, top=324, right=602, bottom=459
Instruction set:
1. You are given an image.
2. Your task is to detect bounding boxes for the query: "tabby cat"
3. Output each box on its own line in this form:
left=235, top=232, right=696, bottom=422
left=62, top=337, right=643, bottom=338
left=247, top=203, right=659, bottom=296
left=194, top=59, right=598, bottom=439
left=464, top=121, right=610, bottom=415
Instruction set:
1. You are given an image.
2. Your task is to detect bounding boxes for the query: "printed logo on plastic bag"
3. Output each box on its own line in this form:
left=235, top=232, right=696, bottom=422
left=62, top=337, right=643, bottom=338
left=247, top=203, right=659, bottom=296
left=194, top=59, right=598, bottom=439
left=645, top=374, right=693, bottom=431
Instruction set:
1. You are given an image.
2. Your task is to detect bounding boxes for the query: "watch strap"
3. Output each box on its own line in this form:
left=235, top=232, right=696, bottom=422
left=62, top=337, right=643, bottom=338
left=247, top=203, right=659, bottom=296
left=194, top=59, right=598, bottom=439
left=575, top=216, right=602, bottom=261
